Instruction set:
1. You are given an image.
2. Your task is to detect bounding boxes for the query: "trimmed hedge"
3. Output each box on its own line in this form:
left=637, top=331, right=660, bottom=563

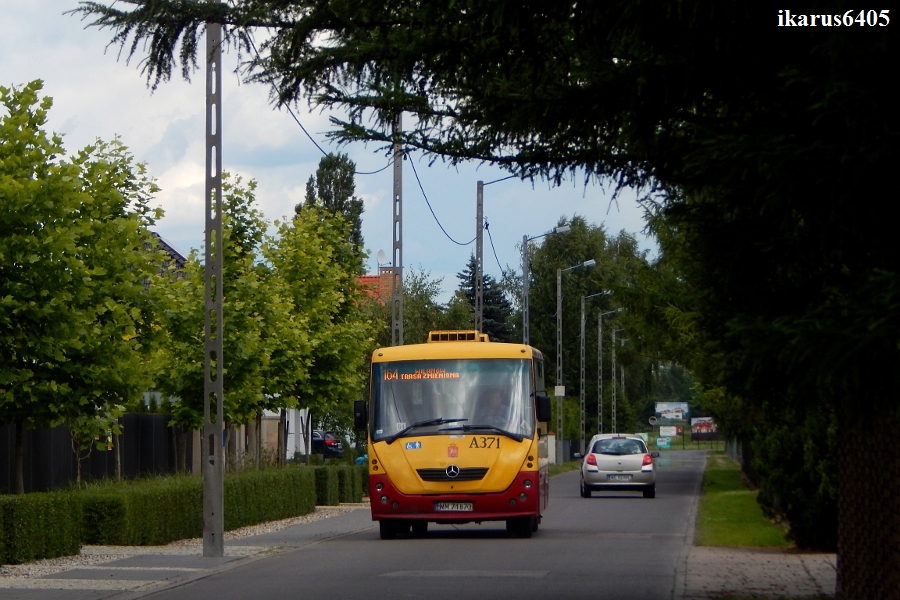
left=314, top=466, right=340, bottom=506
left=83, top=467, right=318, bottom=546
left=224, top=466, right=316, bottom=530
left=82, top=475, right=202, bottom=546
left=2, top=464, right=337, bottom=562
left=0, top=492, right=81, bottom=565
left=338, top=465, right=368, bottom=503
left=358, top=464, right=369, bottom=498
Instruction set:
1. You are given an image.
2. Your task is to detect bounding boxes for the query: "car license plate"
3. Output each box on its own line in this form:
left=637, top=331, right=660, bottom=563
left=607, top=474, right=633, bottom=481
left=434, top=502, right=474, bottom=512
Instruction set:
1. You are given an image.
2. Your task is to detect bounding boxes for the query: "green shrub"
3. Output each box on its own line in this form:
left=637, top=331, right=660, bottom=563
left=2, top=467, right=319, bottom=557
left=357, top=464, right=369, bottom=497
left=336, top=465, right=363, bottom=503
left=81, top=493, right=127, bottom=545
left=752, top=407, right=837, bottom=550
left=80, top=475, right=202, bottom=546
left=225, top=466, right=315, bottom=529
left=314, top=466, right=340, bottom=506
left=82, top=467, right=317, bottom=546
left=0, top=492, right=81, bottom=565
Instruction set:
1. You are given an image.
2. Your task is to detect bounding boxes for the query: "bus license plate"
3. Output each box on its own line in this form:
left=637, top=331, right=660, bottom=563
left=434, top=502, right=473, bottom=512
left=607, top=474, right=633, bottom=481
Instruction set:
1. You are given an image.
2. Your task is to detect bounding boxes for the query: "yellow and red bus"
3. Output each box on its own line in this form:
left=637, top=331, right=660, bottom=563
left=354, top=330, right=552, bottom=539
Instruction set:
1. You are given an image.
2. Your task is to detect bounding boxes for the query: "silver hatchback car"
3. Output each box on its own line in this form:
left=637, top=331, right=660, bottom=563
left=580, top=434, right=660, bottom=498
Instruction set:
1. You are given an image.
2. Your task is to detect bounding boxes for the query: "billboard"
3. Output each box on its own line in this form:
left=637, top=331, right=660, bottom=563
left=691, top=417, right=718, bottom=441
left=655, top=402, right=689, bottom=422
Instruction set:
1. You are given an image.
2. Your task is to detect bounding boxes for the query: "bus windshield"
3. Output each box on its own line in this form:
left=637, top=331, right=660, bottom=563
left=371, top=359, right=534, bottom=443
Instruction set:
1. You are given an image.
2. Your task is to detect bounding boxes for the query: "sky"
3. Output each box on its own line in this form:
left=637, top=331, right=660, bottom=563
left=1, top=2, right=655, bottom=303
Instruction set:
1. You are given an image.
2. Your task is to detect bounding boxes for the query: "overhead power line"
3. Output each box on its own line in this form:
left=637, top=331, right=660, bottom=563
left=246, top=34, right=390, bottom=177
left=408, top=157, right=476, bottom=247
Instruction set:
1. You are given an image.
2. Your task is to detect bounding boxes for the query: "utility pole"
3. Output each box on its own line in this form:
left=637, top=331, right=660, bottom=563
left=556, top=259, right=596, bottom=462
left=475, top=181, right=484, bottom=333
left=391, top=114, right=403, bottom=346
left=202, top=16, right=224, bottom=558
left=580, top=293, right=606, bottom=453
left=580, top=296, right=586, bottom=454
left=597, top=308, right=621, bottom=435
left=522, top=226, right=570, bottom=345
left=597, top=314, right=602, bottom=435
left=611, top=328, right=617, bottom=434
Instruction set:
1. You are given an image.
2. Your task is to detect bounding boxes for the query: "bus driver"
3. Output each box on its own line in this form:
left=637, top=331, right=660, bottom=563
left=476, top=389, right=508, bottom=425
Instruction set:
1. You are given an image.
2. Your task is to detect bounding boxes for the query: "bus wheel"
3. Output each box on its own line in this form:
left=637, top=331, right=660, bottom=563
left=411, top=521, right=428, bottom=536
left=506, top=517, right=534, bottom=538
left=379, top=521, right=397, bottom=540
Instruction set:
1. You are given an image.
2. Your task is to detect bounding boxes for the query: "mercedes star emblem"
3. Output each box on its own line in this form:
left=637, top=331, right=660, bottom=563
left=445, top=465, right=460, bottom=478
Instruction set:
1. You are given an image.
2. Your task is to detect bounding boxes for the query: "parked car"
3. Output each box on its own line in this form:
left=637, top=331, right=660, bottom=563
left=312, top=430, right=344, bottom=458
left=580, top=434, right=660, bottom=498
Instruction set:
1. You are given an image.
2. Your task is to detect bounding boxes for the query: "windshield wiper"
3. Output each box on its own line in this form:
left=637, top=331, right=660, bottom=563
left=438, top=424, right=525, bottom=443
left=385, top=418, right=468, bottom=444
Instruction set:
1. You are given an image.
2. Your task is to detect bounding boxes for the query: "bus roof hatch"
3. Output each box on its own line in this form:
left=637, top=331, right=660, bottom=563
left=428, top=330, right=490, bottom=343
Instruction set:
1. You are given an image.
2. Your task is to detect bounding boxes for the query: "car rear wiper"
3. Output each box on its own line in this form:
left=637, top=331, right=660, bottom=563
left=439, top=424, right=524, bottom=443
left=385, top=418, right=468, bottom=444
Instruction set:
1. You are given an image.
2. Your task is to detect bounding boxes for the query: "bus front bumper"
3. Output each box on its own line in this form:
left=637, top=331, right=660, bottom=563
left=369, top=471, right=540, bottom=523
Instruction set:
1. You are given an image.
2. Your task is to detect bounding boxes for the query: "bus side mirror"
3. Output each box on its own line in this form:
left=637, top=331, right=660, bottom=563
left=536, top=395, right=552, bottom=423
left=354, top=400, right=368, bottom=432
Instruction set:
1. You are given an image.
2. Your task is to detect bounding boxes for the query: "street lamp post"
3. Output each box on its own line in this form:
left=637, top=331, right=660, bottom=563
left=556, top=259, right=596, bottom=463
left=611, top=328, right=624, bottom=434
left=522, top=226, right=570, bottom=345
left=597, top=308, right=621, bottom=435
left=580, top=293, right=607, bottom=454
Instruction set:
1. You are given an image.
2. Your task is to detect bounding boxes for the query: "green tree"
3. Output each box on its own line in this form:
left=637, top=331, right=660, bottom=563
left=154, top=174, right=296, bottom=439
left=72, top=2, right=897, bottom=593
left=401, top=267, right=447, bottom=346
left=266, top=205, right=375, bottom=435
left=296, top=152, right=365, bottom=273
left=0, top=81, right=162, bottom=492
left=528, top=217, right=662, bottom=437
left=368, top=267, right=473, bottom=349
left=456, top=255, right=515, bottom=342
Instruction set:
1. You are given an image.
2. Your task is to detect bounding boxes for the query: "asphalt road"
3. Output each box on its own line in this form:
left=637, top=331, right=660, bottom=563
left=146, top=450, right=706, bottom=600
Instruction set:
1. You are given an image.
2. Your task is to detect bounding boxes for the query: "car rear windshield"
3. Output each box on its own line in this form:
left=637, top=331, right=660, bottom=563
left=592, top=438, right=646, bottom=455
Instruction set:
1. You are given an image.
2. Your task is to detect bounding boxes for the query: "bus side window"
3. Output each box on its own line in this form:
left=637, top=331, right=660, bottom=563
left=534, top=358, right=545, bottom=394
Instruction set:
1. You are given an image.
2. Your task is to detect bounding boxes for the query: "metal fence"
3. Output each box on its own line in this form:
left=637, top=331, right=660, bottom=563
left=0, top=414, right=194, bottom=494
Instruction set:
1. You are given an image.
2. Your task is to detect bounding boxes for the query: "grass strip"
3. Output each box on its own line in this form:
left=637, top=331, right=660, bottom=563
left=696, top=452, right=789, bottom=547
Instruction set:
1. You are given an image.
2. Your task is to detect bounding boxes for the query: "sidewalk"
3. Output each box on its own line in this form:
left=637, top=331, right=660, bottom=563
left=683, top=546, right=837, bottom=599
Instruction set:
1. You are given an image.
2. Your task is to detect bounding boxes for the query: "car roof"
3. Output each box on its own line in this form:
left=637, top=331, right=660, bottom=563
left=587, top=434, right=646, bottom=444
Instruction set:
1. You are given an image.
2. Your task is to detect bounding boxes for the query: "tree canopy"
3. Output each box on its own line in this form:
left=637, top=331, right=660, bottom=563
left=1, top=80, right=163, bottom=491
left=456, top=255, right=515, bottom=343
left=296, top=152, right=365, bottom=272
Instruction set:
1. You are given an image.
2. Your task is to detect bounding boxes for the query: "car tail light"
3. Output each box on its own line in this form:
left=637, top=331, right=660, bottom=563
left=325, top=439, right=337, bottom=445
left=586, top=454, right=597, bottom=466
left=642, top=454, right=653, bottom=466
